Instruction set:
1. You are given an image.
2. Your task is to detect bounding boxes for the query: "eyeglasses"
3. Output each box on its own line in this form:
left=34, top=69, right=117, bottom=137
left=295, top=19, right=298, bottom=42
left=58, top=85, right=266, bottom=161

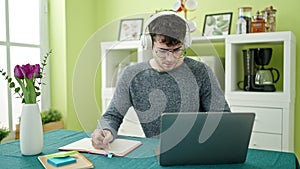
left=155, top=47, right=185, bottom=59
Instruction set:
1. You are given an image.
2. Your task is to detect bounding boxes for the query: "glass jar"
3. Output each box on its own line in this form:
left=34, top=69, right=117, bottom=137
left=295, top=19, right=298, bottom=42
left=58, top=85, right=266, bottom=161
left=238, top=7, right=252, bottom=33
left=261, top=6, right=277, bottom=32
left=251, top=11, right=265, bottom=33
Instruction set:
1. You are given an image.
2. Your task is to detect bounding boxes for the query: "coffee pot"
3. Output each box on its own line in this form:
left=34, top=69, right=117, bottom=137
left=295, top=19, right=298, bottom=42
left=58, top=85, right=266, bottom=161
left=255, top=67, right=280, bottom=85
left=239, top=48, right=280, bottom=92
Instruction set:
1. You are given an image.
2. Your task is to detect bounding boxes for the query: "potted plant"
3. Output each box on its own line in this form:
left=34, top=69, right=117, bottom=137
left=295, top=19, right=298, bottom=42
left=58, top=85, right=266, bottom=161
left=1, top=51, right=51, bottom=154
left=15, top=109, right=64, bottom=139
left=0, top=127, right=10, bottom=143
left=41, top=109, right=64, bottom=132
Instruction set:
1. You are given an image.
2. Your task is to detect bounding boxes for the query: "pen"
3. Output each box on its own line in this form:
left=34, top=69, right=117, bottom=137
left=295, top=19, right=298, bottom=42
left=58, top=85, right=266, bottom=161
left=97, top=120, right=111, bottom=149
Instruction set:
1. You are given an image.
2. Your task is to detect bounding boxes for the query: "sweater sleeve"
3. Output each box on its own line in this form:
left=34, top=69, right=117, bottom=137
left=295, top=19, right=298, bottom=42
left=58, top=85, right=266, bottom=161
left=97, top=66, right=133, bottom=139
left=198, top=63, right=231, bottom=112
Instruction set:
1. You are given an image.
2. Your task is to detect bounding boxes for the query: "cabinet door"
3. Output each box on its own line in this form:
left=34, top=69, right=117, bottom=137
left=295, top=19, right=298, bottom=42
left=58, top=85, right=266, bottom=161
left=231, top=106, right=282, bottom=134
left=231, top=106, right=283, bottom=151
left=249, top=132, right=282, bottom=151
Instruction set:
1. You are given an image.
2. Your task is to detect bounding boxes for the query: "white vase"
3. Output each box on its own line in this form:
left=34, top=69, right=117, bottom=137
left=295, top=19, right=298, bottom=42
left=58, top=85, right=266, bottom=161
left=20, top=103, right=43, bottom=155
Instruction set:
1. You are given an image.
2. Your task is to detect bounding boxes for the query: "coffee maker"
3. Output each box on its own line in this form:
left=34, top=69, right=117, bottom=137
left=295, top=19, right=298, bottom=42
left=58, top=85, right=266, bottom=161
left=240, top=48, right=280, bottom=92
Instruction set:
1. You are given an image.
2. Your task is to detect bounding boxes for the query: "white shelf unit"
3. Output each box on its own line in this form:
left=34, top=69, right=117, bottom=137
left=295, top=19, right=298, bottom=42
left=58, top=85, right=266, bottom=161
left=192, top=35, right=226, bottom=43
left=225, top=31, right=296, bottom=152
left=100, top=32, right=296, bottom=152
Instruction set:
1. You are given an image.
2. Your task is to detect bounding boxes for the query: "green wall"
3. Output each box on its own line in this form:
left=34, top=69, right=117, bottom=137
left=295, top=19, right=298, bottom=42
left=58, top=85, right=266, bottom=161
left=48, top=0, right=68, bottom=128
left=49, top=0, right=300, bottom=157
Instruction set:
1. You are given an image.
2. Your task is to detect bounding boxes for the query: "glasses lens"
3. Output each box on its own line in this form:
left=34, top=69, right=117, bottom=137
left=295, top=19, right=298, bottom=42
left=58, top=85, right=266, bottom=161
left=156, top=48, right=184, bottom=59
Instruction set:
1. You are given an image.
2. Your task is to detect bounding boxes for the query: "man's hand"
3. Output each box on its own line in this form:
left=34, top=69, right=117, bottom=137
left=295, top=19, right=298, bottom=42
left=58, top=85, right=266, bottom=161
left=91, top=129, right=113, bottom=149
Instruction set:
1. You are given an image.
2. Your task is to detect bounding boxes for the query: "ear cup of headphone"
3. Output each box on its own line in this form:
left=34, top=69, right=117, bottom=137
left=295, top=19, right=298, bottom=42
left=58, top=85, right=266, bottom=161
left=184, top=32, right=191, bottom=49
left=140, top=34, right=152, bottom=50
left=141, top=11, right=191, bottom=50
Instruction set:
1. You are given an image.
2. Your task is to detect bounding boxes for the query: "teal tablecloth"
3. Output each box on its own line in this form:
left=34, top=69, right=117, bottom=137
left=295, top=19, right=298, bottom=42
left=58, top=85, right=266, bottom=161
left=0, top=129, right=298, bottom=169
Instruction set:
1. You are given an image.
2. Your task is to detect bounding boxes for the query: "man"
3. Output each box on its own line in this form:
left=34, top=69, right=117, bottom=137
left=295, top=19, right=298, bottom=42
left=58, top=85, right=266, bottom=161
left=92, top=11, right=230, bottom=149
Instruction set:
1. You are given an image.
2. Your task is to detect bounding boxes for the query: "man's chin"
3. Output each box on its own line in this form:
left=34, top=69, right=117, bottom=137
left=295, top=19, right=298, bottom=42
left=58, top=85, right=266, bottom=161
left=161, top=65, right=175, bottom=71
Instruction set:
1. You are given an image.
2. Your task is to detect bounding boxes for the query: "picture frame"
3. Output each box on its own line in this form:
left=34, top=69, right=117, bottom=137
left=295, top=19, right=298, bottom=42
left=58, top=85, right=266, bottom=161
left=118, top=18, right=144, bottom=41
left=202, top=12, right=233, bottom=36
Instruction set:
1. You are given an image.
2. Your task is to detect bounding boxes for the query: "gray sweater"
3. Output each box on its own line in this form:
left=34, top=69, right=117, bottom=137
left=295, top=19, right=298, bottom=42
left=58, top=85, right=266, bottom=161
left=99, top=57, right=230, bottom=138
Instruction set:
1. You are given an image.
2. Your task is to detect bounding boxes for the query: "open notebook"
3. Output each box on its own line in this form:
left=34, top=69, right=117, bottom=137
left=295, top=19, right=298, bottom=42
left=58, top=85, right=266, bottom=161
left=58, top=138, right=142, bottom=157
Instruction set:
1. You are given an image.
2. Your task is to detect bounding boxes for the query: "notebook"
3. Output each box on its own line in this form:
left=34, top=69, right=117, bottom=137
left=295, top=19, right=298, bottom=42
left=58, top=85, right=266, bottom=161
left=58, top=138, right=142, bottom=157
left=156, top=112, right=255, bottom=166
left=38, top=151, right=93, bottom=169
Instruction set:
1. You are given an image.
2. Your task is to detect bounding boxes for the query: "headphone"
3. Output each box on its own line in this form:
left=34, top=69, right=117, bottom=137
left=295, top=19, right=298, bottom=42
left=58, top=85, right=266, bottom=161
left=140, top=11, right=192, bottom=50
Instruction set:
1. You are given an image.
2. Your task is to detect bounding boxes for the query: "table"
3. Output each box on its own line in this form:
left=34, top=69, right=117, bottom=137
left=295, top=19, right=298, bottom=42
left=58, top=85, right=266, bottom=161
left=0, top=129, right=298, bottom=169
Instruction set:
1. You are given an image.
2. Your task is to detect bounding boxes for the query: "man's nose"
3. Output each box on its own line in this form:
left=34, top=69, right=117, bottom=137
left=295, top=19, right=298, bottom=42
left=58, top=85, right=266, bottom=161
left=165, top=51, right=175, bottom=60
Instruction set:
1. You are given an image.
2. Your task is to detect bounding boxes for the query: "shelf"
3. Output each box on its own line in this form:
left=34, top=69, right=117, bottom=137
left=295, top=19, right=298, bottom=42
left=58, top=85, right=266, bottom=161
left=192, top=32, right=296, bottom=44
left=101, top=41, right=140, bottom=89
left=225, top=91, right=291, bottom=103
left=225, top=31, right=295, bottom=97
left=225, top=31, right=295, bottom=44
left=192, top=35, right=226, bottom=43
left=101, top=41, right=140, bottom=50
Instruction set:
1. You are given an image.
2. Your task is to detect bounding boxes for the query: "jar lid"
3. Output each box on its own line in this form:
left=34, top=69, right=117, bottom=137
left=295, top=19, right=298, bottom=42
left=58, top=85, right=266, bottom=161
left=238, top=7, right=252, bottom=11
left=253, top=11, right=264, bottom=20
left=261, top=6, right=277, bottom=13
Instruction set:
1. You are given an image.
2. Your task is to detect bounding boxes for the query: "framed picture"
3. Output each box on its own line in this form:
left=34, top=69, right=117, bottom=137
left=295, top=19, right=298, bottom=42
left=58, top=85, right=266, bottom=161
left=118, top=18, right=144, bottom=41
left=202, top=12, right=232, bottom=36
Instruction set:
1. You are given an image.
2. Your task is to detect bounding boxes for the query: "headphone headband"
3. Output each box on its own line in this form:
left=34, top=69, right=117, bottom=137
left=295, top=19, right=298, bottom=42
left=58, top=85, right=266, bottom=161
left=141, top=11, right=191, bottom=49
left=143, top=11, right=188, bottom=34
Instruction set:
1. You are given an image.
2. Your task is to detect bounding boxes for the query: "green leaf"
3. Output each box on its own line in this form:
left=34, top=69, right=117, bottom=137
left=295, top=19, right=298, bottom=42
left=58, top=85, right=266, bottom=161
left=15, top=87, right=20, bottom=93
left=23, top=77, right=37, bottom=104
left=2, top=72, right=6, bottom=76
left=9, top=82, right=15, bottom=88
left=8, top=77, right=12, bottom=83
left=0, top=127, right=10, bottom=142
left=41, top=109, right=62, bottom=124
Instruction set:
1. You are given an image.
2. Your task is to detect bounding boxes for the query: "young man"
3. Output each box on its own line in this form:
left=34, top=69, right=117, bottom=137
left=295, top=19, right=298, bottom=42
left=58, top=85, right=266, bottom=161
left=92, top=12, right=230, bottom=149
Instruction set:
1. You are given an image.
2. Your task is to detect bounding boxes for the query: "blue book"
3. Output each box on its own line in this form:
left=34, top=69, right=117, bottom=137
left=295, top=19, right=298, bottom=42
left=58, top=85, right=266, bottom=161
left=47, top=156, right=76, bottom=167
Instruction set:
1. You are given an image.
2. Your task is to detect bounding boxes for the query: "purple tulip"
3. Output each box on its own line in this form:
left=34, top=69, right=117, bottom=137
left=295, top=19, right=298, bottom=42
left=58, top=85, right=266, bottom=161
left=14, top=65, right=24, bottom=79
left=21, top=64, right=31, bottom=78
left=27, top=64, right=40, bottom=79
left=14, top=64, right=41, bottom=79
left=33, top=64, right=41, bottom=77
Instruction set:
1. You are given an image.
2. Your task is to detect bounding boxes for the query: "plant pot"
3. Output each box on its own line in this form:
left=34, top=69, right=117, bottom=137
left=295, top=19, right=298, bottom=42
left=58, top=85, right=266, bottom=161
left=43, top=120, right=64, bottom=132
left=20, top=103, right=43, bottom=155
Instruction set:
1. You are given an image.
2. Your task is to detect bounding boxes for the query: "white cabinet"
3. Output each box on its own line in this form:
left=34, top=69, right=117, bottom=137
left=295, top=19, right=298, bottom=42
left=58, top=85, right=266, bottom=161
left=225, top=31, right=296, bottom=152
left=230, top=106, right=282, bottom=151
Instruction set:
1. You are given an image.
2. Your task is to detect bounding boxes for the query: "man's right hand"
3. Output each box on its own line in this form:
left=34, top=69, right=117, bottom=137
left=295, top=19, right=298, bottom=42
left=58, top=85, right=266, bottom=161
left=91, top=129, right=113, bottom=149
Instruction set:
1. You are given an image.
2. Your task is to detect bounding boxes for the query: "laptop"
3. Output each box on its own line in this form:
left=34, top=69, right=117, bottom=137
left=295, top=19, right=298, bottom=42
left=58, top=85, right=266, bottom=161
left=156, top=112, right=255, bottom=166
